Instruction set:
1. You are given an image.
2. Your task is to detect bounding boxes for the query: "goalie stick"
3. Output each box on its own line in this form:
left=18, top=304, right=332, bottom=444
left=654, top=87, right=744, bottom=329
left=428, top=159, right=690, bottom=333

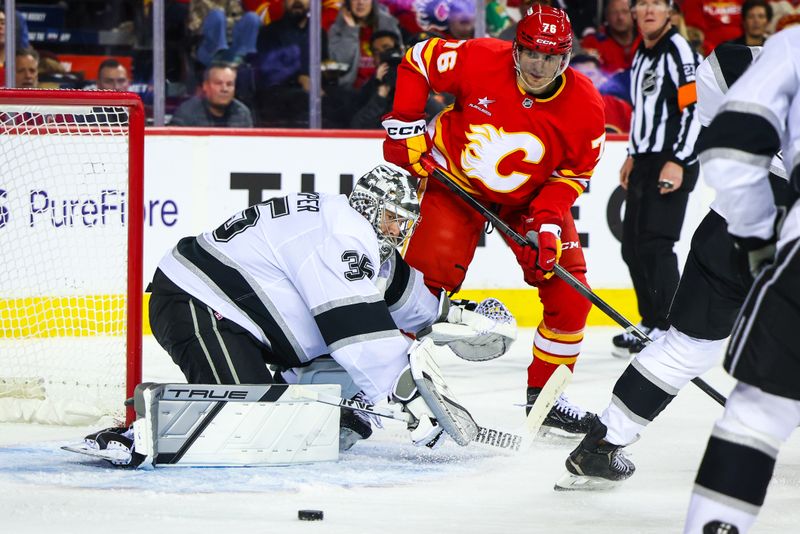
left=292, top=365, right=571, bottom=453
left=291, top=387, right=528, bottom=451
left=419, top=156, right=727, bottom=407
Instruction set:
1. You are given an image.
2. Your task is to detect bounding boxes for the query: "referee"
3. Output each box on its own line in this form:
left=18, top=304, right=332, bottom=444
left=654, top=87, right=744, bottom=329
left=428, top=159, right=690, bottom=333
left=613, top=0, right=702, bottom=355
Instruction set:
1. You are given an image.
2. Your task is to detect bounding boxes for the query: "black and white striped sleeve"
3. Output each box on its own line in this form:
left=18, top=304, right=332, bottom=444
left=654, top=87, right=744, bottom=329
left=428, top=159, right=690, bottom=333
left=380, top=249, right=442, bottom=334
left=665, top=37, right=701, bottom=163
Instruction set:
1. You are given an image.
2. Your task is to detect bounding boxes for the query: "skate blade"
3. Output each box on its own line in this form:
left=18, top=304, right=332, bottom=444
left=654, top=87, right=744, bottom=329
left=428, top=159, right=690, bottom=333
left=61, top=443, right=131, bottom=464
left=537, top=426, right=585, bottom=441
left=553, top=471, right=623, bottom=491
left=611, top=347, right=631, bottom=359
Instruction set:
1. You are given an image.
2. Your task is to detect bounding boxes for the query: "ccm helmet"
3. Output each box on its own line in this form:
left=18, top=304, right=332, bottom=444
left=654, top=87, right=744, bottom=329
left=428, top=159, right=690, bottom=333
left=514, top=5, right=574, bottom=89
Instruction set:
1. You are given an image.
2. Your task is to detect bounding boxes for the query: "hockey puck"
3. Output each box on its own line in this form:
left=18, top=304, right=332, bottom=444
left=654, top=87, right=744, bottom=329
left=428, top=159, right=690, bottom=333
left=298, top=510, right=324, bottom=521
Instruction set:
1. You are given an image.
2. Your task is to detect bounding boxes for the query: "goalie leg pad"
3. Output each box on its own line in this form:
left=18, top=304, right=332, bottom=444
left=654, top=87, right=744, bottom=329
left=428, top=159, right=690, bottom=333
left=409, top=338, right=479, bottom=445
left=132, top=383, right=342, bottom=467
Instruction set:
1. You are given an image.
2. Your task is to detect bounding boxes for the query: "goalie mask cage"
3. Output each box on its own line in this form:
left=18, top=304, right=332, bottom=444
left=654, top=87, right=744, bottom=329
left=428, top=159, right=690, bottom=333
left=0, top=89, right=143, bottom=426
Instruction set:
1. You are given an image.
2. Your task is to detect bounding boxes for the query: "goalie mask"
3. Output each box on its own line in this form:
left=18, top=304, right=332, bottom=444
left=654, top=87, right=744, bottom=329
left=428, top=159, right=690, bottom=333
left=349, top=165, right=421, bottom=263
left=514, top=5, right=573, bottom=93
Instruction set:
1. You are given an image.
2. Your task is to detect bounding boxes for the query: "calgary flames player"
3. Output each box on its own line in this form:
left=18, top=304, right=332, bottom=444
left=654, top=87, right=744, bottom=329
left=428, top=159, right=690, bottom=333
left=382, top=5, right=606, bottom=436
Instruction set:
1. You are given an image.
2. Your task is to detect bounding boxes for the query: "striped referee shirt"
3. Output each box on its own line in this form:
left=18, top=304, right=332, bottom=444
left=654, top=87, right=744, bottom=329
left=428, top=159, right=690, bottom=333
left=628, top=27, right=702, bottom=164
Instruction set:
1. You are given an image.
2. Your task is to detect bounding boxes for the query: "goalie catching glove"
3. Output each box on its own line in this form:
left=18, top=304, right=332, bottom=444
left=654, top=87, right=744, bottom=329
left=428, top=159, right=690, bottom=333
left=391, top=338, right=479, bottom=447
left=382, top=113, right=432, bottom=177
left=417, top=297, right=517, bottom=361
left=510, top=215, right=562, bottom=284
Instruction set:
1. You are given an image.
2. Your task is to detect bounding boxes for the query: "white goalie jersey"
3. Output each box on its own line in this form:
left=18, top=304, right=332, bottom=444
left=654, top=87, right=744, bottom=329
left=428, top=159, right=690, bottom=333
left=156, top=192, right=441, bottom=402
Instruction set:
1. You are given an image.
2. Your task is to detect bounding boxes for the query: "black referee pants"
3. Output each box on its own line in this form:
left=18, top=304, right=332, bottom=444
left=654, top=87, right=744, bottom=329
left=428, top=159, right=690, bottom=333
left=622, top=153, right=698, bottom=331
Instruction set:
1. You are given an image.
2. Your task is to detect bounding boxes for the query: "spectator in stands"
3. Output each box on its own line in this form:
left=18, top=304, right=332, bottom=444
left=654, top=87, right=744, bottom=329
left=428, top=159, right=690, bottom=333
left=170, top=63, right=254, bottom=126
left=581, top=0, right=641, bottom=74
left=486, top=0, right=512, bottom=36
left=254, top=0, right=344, bottom=126
left=682, top=0, right=744, bottom=55
left=0, top=8, right=31, bottom=55
left=555, top=0, right=601, bottom=38
left=726, top=0, right=772, bottom=45
left=444, top=0, right=476, bottom=39
left=244, top=0, right=340, bottom=30
left=499, top=0, right=550, bottom=41
left=15, top=48, right=38, bottom=89
left=774, top=10, right=800, bottom=28
left=328, top=0, right=401, bottom=89
left=256, top=0, right=328, bottom=91
left=0, top=8, right=31, bottom=86
left=96, top=59, right=131, bottom=91
left=766, top=0, right=800, bottom=34
left=350, top=30, right=444, bottom=129
left=570, top=53, right=632, bottom=134
left=189, top=0, right=261, bottom=66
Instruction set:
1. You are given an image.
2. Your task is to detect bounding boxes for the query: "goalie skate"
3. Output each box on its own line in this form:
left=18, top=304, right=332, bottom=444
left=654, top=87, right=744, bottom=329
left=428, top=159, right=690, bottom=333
left=409, top=339, right=479, bottom=446
left=61, top=443, right=136, bottom=465
left=62, top=426, right=144, bottom=467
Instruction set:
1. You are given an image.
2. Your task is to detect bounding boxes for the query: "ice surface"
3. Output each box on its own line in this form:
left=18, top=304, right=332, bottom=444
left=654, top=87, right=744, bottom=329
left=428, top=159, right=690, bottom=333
left=1, top=328, right=798, bottom=533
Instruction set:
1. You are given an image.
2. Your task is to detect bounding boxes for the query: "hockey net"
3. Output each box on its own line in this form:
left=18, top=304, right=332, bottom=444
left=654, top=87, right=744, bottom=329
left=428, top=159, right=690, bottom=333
left=0, top=89, right=143, bottom=425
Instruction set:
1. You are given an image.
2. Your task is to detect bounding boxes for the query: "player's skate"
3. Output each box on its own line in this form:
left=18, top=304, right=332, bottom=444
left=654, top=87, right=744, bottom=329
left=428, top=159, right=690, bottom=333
left=554, top=417, right=635, bottom=491
left=611, top=324, right=649, bottom=358
left=63, top=426, right=145, bottom=467
left=339, top=391, right=379, bottom=451
left=526, top=388, right=595, bottom=438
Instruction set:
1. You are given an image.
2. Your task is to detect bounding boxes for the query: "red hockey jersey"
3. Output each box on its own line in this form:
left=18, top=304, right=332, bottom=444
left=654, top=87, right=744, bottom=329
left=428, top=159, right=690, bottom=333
left=392, top=37, right=606, bottom=224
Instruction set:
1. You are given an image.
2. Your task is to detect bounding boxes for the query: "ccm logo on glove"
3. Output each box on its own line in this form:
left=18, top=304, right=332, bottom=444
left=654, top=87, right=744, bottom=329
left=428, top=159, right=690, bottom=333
left=384, top=120, right=427, bottom=139
left=382, top=115, right=432, bottom=177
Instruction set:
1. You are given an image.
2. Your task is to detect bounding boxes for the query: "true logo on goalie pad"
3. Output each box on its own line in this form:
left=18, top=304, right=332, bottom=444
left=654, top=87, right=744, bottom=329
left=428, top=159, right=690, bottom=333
left=167, top=388, right=249, bottom=400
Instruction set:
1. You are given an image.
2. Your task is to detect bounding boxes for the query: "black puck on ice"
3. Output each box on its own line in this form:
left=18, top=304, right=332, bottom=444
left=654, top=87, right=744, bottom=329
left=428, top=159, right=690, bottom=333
left=298, top=509, right=324, bottom=521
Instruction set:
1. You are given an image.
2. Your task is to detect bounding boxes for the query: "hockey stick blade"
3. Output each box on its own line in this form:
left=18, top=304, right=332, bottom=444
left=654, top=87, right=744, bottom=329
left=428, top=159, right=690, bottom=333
left=525, top=365, right=572, bottom=439
left=419, top=156, right=726, bottom=408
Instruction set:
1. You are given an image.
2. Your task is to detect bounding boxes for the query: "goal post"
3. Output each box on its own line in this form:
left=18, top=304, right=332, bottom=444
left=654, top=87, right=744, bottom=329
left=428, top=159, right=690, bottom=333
left=0, top=89, right=144, bottom=426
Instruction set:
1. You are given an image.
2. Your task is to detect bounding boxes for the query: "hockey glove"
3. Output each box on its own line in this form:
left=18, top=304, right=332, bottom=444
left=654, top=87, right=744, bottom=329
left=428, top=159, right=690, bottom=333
left=510, top=216, right=562, bottom=283
left=390, top=364, right=444, bottom=448
left=382, top=113, right=432, bottom=177
left=417, top=297, right=518, bottom=362
left=733, top=235, right=776, bottom=280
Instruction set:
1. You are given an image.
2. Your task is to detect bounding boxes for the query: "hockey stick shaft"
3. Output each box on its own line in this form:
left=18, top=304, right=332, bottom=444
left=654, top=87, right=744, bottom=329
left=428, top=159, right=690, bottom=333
left=292, top=386, right=526, bottom=452
left=292, top=385, right=413, bottom=423
left=420, top=157, right=727, bottom=407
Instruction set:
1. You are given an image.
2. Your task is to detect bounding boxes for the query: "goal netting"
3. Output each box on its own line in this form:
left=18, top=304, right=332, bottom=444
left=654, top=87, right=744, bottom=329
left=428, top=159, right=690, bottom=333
left=0, top=89, right=143, bottom=426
